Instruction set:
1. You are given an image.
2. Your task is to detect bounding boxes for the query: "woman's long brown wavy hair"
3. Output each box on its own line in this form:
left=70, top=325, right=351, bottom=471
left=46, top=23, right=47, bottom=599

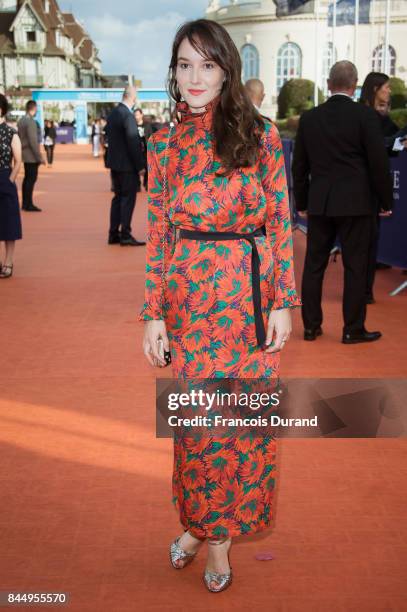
left=168, top=19, right=265, bottom=175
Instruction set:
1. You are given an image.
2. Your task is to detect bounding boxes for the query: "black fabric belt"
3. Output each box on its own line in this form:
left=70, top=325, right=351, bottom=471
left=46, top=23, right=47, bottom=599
left=179, top=225, right=267, bottom=347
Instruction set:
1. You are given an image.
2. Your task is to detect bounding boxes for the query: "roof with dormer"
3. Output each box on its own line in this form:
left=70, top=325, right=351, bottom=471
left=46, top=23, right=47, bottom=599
left=0, top=0, right=100, bottom=68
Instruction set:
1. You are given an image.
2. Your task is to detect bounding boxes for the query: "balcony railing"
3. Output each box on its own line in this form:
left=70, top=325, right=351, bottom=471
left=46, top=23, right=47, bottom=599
left=17, top=75, right=44, bottom=87
left=15, top=42, right=45, bottom=54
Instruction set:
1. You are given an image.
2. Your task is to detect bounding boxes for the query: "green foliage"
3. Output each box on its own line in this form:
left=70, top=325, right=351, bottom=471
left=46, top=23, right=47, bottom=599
left=277, top=79, right=324, bottom=119
left=274, top=118, right=297, bottom=139
left=389, top=108, right=407, bottom=128
left=389, top=77, right=406, bottom=95
left=389, top=77, right=407, bottom=110
left=391, top=94, right=407, bottom=110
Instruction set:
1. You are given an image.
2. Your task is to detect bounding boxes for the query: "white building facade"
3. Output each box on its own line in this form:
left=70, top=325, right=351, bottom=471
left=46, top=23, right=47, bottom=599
left=0, top=0, right=102, bottom=98
left=206, top=0, right=407, bottom=117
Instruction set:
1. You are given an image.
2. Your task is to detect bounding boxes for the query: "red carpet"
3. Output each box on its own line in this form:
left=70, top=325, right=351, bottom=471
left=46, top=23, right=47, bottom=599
left=0, top=145, right=406, bottom=611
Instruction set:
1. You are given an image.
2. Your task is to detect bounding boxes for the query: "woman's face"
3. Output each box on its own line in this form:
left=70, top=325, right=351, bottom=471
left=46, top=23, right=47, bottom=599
left=375, top=81, right=391, bottom=105
left=175, top=37, right=225, bottom=113
left=375, top=99, right=389, bottom=115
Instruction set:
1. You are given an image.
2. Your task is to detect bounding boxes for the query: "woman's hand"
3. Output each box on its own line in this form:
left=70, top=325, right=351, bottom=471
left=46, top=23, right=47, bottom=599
left=264, top=308, right=292, bottom=353
left=143, top=320, right=170, bottom=367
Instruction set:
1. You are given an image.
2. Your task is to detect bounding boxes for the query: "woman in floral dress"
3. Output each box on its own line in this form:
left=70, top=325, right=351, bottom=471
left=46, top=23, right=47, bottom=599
left=140, top=19, right=301, bottom=592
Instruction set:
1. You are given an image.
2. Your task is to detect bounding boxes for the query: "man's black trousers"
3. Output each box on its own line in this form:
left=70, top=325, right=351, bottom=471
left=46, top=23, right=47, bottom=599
left=22, top=163, right=39, bottom=209
left=301, top=214, right=372, bottom=333
left=109, top=171, right=139, bottom=238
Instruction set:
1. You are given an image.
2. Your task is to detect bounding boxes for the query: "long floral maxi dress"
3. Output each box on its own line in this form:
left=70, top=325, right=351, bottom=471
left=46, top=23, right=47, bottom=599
left=139, top=99, right=301, bottom=539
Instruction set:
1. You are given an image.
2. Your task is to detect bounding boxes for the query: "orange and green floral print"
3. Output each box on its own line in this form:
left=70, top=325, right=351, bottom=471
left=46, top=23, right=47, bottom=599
left=140, top=99, right=301, bottom=538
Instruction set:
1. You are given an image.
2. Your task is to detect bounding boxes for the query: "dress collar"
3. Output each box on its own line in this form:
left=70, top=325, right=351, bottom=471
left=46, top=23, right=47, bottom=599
left=175, top=95, right=220, bottom=126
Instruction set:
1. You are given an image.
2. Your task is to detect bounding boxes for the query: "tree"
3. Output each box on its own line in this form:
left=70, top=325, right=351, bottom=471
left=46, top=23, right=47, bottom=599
left=277, top=79, right=324, bottom=119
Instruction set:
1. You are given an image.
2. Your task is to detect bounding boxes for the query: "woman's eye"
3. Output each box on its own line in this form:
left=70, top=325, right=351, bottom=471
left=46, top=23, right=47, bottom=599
left=179, top=63, right=189, bottom=70
left=204, top=63, right=215, bottom=70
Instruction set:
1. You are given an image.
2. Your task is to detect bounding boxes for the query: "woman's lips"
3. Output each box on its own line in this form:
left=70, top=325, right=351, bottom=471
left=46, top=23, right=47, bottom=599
left=188, top=89, right=206, bottom=96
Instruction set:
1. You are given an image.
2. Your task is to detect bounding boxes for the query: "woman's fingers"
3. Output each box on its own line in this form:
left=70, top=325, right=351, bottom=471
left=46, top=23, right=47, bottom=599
left=265, top=320, right=275, bottom=349
left=162, top=333, right=170, bottom=353
left=143, top=340, right=156, bottom=367
left=143, top=337, right=165, bottom=367
left=266, top=332, right=287, bottom=353
left=142, top=321, right=170, bottom=368
left=150, top=337, right=166, bottom=366
left=265, top=328, right=291, bottom=353
left=263, top=309, right=293, bottom=353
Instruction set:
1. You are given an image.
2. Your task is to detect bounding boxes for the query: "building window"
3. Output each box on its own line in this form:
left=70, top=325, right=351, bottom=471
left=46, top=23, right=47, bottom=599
left=27, top=31, right=36, bottom=42
left=241, top=44, right=259, bottom=82
left=371, top=44, right=396, bottom=76
left=276, top=42, right=302, bottom=92
left=322, top=42, right=337, bottom=94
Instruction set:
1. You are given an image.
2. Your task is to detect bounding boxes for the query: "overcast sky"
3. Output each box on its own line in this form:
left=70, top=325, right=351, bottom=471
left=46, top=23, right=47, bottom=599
left=60, top=0, right=210, bottom=87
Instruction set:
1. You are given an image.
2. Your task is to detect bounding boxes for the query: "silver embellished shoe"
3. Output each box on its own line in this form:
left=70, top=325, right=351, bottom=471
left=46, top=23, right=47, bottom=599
left=203, top=538, right=233, bottom=593
left=169, top=531, right=203, bottom=570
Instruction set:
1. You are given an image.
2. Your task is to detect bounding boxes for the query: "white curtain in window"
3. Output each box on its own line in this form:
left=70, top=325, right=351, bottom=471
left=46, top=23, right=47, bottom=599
left=276, top=42, right=302, bottom=92
left=241, top=44, right=260, bottom=82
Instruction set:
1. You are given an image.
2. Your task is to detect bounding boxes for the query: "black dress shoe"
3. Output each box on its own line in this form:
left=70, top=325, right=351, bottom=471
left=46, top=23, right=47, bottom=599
left=24, top=205, right=42, bottom=212
left=365, top=295, right=375, bottom=305
left=304, top=326, right=323, bottom=341
left=108, top=235, right=121, bottom=244
left=120, top=236, right=146, bottom=246
left=342, top=329, right=382, bottom=344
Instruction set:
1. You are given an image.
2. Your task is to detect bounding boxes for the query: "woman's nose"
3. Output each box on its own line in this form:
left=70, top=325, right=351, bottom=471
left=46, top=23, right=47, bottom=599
left=190, top=66, right=200, bottom=84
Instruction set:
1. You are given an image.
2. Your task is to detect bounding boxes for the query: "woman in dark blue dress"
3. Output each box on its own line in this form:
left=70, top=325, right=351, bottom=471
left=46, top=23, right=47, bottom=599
left=0, top=94, right=22, bottom=279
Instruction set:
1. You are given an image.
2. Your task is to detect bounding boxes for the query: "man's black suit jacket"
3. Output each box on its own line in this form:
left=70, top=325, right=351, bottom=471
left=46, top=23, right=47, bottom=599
left=292, top=95, right=393, bottom=215
left=105, top=103, right=144, bottom=173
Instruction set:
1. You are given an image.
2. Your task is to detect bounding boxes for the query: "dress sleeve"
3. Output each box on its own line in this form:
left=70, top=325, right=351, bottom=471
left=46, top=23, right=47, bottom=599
left=259, top=122, right=302, bottom=310
left=139, top=132, right=176, bottom=321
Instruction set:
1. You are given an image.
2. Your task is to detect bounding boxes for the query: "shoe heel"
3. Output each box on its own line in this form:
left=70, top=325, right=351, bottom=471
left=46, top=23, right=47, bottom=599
left=203, top=538, right=233, bottom=593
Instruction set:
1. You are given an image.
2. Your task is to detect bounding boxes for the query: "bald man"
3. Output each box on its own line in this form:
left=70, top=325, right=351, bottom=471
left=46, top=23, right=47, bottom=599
left=105, top=86, right=146, bottom=246
left=245, top=78, right=266, bottom=112
left=292, top=61, right=392, bottom=344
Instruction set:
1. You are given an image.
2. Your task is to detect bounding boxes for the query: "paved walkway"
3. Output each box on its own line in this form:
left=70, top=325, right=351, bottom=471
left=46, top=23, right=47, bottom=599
left=0, top=145, right=406, bottom=611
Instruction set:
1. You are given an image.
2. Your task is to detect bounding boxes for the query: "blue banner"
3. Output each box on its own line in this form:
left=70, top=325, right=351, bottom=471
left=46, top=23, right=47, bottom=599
left=74, top=103, right=88, bottom=143
left=377, top=152, right=407, bottom=268
left=32, top=88, right=168, bottom=103
left=328, top=0, right=371, bottom=26
left=56, top=126, right=74, bottom=144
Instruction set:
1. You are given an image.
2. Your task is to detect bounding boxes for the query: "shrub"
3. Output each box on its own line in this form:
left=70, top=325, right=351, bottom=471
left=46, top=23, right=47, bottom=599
left=389, top=77, right=407, bottom=110
left=389, top=77, right=406, bottom=95
left=274, top=118, right=297, bottom=139
left=391, top=94, right=407, bottom=110
left=389, top=108, right=407, bottom=129
left=277, top=79, right=324, bottom=119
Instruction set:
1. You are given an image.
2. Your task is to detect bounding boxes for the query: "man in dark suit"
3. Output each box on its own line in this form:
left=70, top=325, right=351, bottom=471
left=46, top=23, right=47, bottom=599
left=18, top=100, right=45, bottom=212
left=292, top=61, right=393, bottom=344
left=105, top=86, right=146, bottom=246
